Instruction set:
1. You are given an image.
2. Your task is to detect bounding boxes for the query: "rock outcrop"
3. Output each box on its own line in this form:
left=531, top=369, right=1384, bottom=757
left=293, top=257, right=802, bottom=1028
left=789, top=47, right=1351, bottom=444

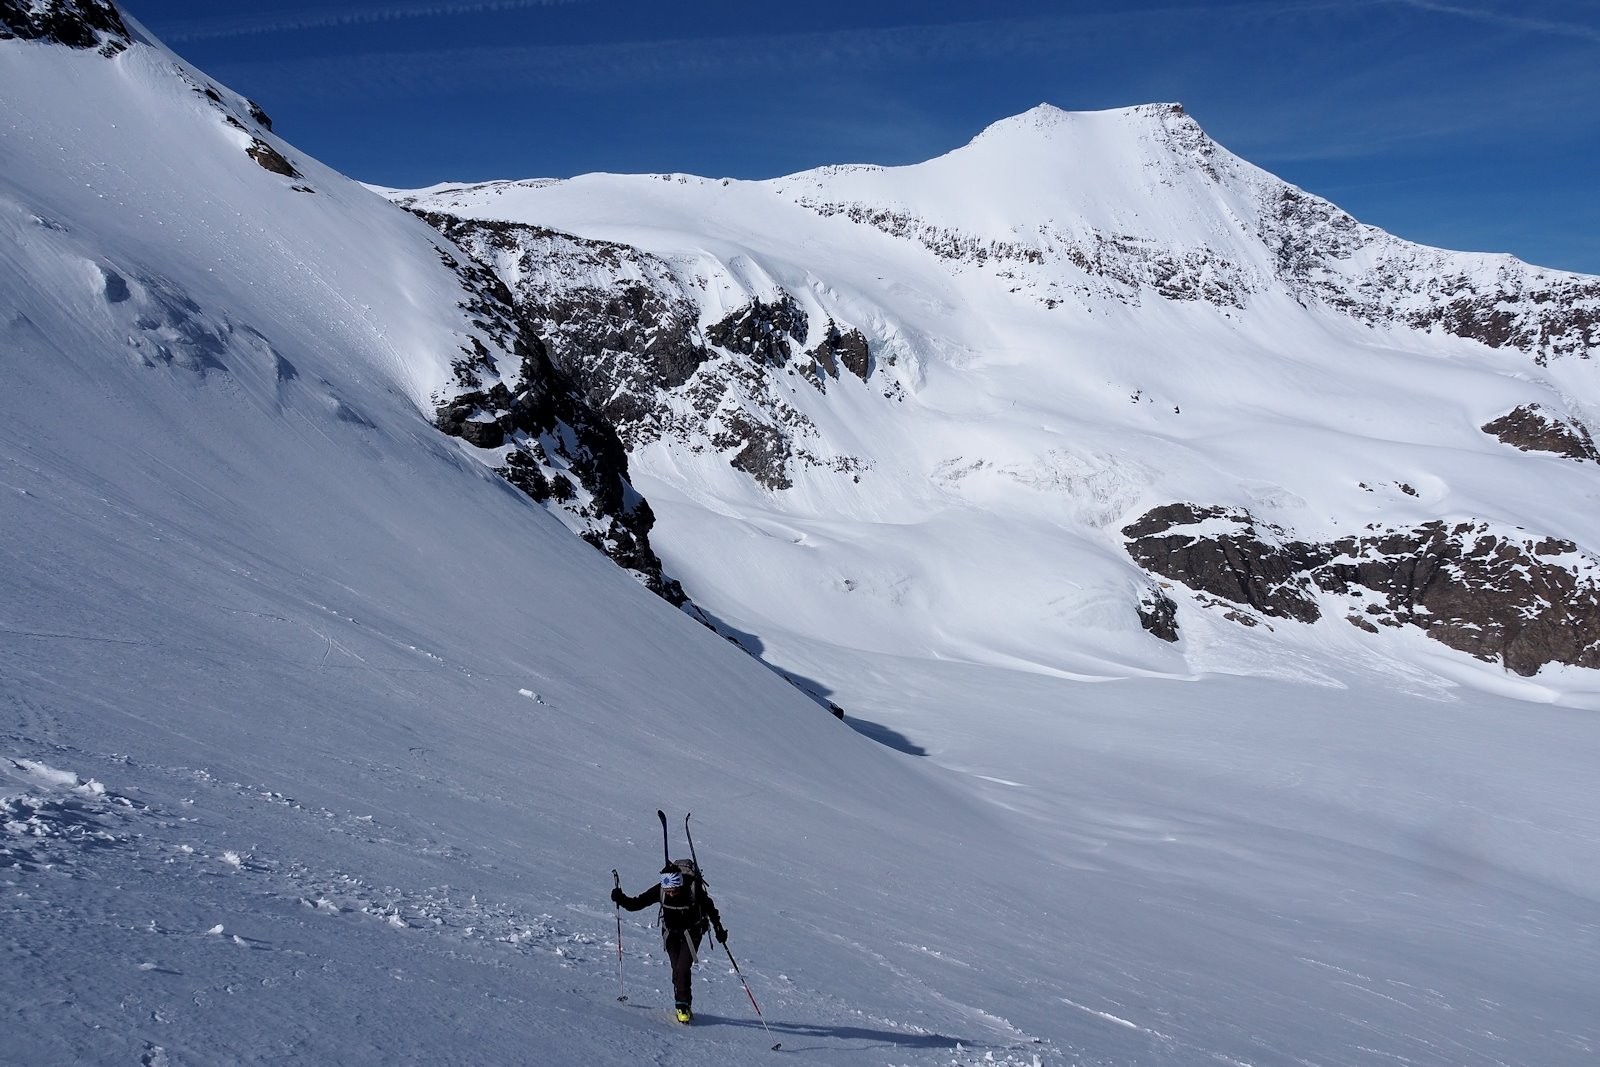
left=705, top=294, right=808, bottom=367
left=803, top=322, right=871, bottom=388
left=1256, top=181, right=1600, bottom=364
left=1124, top=504, right=1600, bottom=675
left=1123, top=505, right=1325, bottom=624
left=424, top=239, right=686, bottom=605
left=1135, top=585, right=1181, bottom=643
left=409, top=210, right=877, bottom=493
left=0, top=0, right=130, bottom=55
left=1481, top=404, right=1599, bottom=462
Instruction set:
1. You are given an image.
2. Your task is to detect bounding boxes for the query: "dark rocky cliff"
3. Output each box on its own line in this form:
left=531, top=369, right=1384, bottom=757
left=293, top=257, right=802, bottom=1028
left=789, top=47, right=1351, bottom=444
left=1125, top=503, right=1600, bottom=675
left=410, top=211, right=880, bottom=494
left=0, top=0, right=130, bottom=54
left=423, top=237, right=687, bottom=605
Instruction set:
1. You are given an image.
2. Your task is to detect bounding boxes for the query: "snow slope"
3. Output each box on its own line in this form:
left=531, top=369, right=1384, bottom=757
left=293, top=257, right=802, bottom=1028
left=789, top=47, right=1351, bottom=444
left=4, top=11, right=1600, bottom=1067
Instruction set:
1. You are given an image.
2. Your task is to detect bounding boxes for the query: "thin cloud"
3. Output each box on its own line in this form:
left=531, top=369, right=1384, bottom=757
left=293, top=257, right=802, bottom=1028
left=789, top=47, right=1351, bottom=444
left=1234, top=39, right=1600, bottom=168
left=162, top=0, right=591, bottom=43
left=209, top=15, right=1089, bottom=96
left=204, top=0, right=1596, bottom=170
left=1389, top=0, right=1600, bottom=44
left=207, top=6, right=1328, bottom=96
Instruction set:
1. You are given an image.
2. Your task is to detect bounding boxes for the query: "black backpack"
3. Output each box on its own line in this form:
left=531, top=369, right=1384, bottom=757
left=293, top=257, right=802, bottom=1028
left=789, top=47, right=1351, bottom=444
left=659, top=858, right=703, bottom=918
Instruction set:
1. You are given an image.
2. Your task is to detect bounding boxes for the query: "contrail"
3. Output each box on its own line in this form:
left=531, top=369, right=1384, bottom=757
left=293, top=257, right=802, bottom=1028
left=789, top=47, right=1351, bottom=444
left=161, top=0, right=592, bottom=43
left=202, top=2, right=1386, bottom=94
left=1390, top=0, right=1600, bottom=44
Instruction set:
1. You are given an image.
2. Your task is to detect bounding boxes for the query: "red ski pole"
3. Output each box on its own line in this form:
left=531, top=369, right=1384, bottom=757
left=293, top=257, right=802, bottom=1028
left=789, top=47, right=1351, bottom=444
left=723, top=942, right=779, bottom=1050
left=611, top=869, right=627, bottom=1002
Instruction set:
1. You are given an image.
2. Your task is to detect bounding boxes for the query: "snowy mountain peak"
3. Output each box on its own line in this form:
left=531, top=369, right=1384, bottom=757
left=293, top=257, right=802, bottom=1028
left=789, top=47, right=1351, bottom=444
left=972, top=100, right=1191, bottom=139
left=392, top=97, right=1600, bottom=685
left=961, top=101, right=1209, bottom=165
left=972, top=100, right=1082, bottom=136
left=762, top=99, right=1240, bottom=254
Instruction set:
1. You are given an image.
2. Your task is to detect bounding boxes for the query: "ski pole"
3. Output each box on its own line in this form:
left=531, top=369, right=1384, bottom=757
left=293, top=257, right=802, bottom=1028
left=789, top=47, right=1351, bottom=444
left=687, top=814, right=780, bottom=1050
left=724, top=942, right=780, bottom=1050
left=611, top=869, right=627, bottom=1002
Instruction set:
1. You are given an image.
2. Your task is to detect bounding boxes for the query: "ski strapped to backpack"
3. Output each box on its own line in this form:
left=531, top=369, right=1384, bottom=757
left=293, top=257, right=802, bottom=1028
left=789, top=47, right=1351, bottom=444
left=656, top=810, right=705, bottom=919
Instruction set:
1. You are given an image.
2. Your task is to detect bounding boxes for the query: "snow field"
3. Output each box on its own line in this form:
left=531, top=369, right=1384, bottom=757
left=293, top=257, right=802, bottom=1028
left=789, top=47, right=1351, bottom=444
left=4, top=25, right=1599, bottom=1067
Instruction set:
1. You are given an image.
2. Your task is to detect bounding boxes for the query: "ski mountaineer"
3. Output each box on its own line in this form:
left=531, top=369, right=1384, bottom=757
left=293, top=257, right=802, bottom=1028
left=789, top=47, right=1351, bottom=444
left=611, top=861, right=727, bottom=1023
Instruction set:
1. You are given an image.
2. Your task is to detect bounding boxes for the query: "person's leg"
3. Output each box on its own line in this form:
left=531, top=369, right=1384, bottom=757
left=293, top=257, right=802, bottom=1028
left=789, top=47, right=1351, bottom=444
left=667, top=931, right=694, bottom=1010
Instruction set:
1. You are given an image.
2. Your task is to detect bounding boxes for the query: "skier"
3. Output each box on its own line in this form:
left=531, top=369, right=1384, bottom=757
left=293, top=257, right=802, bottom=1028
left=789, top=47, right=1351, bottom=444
left=612, top=859, right=727, bottom=1023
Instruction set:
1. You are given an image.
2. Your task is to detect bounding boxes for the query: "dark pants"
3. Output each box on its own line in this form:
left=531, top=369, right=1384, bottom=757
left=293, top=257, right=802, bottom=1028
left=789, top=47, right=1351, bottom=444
left=665, top=927, right=703, bottom=1007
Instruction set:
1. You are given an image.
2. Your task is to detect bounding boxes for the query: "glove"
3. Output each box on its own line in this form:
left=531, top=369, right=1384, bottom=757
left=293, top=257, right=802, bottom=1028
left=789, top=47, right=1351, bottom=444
left=714, top=923, right=728, bottom=944
left=610, top=887, right=625, bottom=905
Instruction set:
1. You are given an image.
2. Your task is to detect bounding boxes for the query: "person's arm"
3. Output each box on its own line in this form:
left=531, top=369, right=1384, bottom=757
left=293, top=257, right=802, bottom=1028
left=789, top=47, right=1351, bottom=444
left=612, top=882, right=661, bottom=912
left=701, top=890, right=727, bottom=942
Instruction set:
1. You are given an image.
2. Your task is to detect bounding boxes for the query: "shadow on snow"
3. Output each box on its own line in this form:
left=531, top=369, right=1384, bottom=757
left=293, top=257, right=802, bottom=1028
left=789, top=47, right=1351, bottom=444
left=696, top=1013, right=982, bottom=1053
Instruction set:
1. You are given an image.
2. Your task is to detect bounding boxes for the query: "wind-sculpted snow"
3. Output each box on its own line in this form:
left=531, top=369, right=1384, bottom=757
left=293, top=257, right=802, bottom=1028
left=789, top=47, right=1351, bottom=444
left=1, top=757, right=138, bottom=872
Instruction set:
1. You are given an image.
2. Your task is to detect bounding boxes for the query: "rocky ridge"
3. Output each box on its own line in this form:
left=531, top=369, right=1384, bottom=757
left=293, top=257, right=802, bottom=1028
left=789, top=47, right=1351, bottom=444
left=779, top=104, right=1600, bottom=357
left=1481, top=403, right=1600, bottom=462
left=421, top=234, right=686, bottom=603
left=1258, top=185, right=1600, bottom=362
left=1148, top=105, right=1599, bottom=360
left=1124, top=503, right=1600, bottom=676
left=0, top=0, right=129, bottom=54
left=408, top=210, right=883, bottom=492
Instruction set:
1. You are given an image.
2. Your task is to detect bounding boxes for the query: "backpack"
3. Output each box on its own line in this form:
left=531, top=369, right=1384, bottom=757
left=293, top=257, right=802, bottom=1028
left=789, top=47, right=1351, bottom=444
left=659, top=858, right=703, bottom=918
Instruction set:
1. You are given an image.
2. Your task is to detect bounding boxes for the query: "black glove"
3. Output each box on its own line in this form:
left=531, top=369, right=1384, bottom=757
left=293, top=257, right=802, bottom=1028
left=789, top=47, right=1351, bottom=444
left=714, top=923, right=728, bottom=944
left=610, top=887, right=625, bottom=905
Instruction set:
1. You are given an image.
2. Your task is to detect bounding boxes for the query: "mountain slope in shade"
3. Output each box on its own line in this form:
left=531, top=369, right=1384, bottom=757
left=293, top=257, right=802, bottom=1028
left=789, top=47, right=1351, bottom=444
left=5, top=8, right=1600, bottom=1066
left=393, top=102, right=1600, bottom=687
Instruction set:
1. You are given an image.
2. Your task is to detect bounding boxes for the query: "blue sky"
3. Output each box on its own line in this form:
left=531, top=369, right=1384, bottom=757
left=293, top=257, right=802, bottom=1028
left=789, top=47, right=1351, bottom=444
left=124, top=0, right=1599, bottom=275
